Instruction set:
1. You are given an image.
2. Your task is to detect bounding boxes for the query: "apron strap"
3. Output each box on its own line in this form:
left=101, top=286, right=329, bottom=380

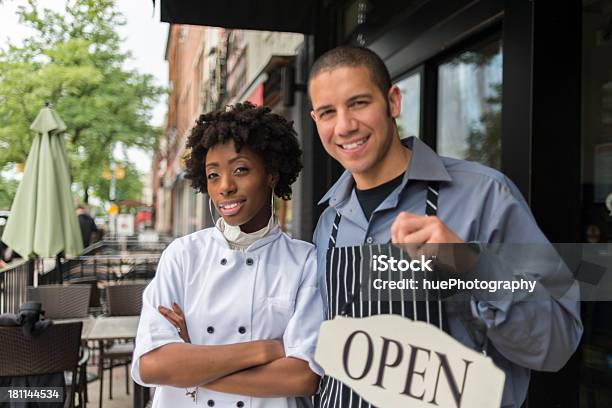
left=426, top=181, right=439, bottom=216
left=328, top=211, right=342, bottom=249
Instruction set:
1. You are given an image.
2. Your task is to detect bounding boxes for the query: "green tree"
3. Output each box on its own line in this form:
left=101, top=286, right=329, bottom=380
left=97, top=161, right=144, bottom=204
left=0, top=0, right=165, bottom=205
left=465, top=83, right=502, bottom=170
left=0, top=175, right=18, bottom=210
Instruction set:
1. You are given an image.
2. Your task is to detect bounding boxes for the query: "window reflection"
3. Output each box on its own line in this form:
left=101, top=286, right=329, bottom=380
left=580, top=1, right=612, bottom=402
left=437, top=40, right=503, bottom=169
left=395, top=73, right=421, bottom=139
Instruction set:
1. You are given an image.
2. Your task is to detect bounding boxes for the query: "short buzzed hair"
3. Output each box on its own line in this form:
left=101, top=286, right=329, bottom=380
left=308, top=46, right=392, bottom=99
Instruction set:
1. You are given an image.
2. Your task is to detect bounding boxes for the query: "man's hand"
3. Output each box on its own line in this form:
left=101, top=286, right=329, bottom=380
left=390, top=212, right=478, bottom=275
left=391, top=212, right=463, bottom=244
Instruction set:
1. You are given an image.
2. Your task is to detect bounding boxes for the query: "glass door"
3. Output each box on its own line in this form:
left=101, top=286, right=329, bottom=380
left=581, top=1, right=612, bottom=406
left=395, top=71, right=422, bottom=139
left=436, top=37, right=503, bottom=169
left=582, top=0, right=612, bottom=244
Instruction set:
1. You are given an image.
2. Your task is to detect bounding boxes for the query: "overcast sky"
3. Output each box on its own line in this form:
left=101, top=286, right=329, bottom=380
left=0, top=0, right=170, bottom=173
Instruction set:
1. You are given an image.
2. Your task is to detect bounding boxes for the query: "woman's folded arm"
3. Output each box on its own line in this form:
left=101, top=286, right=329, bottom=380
left=138, top=339, right=285, bottom=388
left=202, top=357, right=320, bottom=397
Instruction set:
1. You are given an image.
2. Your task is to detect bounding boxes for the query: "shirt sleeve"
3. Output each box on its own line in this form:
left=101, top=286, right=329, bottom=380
left=467, top=177, right=583, bottom=371
left=313, top=207, right=334, bottom=314
left=282, top=247, right=325, bottom=376
left=131, top=239, right=186, bottom=386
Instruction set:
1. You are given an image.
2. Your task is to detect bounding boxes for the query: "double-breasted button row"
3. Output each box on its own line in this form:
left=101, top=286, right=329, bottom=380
left=206, top=326, right=247, bottom=334
left=221, top=258, right=254, bottom=265
left=206, top=397, right=244, bottom=405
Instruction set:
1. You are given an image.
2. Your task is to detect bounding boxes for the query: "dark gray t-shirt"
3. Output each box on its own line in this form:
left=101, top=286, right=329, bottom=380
left=355, top=173, right=403, bottom=220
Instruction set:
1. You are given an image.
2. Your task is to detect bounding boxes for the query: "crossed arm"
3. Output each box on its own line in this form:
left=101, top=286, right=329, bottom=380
left=138, top=303, right=319, bottom=396
left=138, top=337, right=286, bottom=387
left=204, top=356, right=320, bottom=397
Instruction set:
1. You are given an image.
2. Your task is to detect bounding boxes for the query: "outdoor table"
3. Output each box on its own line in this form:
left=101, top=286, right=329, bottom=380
left=55, top=315, right=148, bottom=407
left=55, top=316, right=96, bottom=339
left=83, top=316, right=148, bottom=408
left=84, top=315, right=139, bottom=341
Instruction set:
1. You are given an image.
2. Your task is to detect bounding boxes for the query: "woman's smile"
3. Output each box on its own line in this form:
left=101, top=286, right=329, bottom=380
left=218, top=199, right=246, bottom=216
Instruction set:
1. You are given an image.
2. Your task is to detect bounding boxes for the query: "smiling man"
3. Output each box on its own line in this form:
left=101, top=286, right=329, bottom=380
left=309, top=46, right=582, bottom=408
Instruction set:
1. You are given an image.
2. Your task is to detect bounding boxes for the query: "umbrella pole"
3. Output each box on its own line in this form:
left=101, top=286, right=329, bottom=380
left=56, top=254, right=63, bottom=284
left=33, top=258, right=38, bottom=288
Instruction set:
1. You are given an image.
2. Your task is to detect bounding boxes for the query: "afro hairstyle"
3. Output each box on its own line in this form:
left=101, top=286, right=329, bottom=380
left=184, top=101, right=303, bottom=200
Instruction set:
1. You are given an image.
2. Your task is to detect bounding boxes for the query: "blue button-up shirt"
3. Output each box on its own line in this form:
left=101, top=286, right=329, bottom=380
left=313, top=137, right=582, bottom=408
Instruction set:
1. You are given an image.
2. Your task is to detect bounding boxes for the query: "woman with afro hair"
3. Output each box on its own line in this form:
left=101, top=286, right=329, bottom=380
left=132, top=102, right=324, bottom=408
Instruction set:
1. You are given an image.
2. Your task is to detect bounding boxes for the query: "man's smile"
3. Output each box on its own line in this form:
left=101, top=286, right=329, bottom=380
left=337, top=135, right=370, bottom=152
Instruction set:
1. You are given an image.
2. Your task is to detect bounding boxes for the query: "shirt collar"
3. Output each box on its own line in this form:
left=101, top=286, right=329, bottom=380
left=318, top=136, right=452, bottom=206
left=210, top=223, right=282, bottom=252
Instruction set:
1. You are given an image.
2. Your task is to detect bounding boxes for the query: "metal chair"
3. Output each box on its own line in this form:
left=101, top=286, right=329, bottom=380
left=68, top=277, right=104, bottom=316
left=27, top=285, right=94, bottom=406
left=105, top=282, right=146, bottom=316
left=98, top=282, right=147, bottom=406
left=64, top=345, right=93, bottom=407
left=0, top=322, right=83, bottom=408
left=27, top=285, right=91, bottom=319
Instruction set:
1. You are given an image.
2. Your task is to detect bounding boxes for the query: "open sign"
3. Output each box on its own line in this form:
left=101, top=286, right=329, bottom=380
left=315, top=315, right=504, bottom=408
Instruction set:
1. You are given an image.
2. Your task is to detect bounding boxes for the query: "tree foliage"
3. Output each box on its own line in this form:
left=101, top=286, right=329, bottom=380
left=97, top=160, right=144, bottom=204
left=0, top=0, right=165, bottom=205
left=0, top=176, right=18, bottom=210
left=465, top=83, right=502, bottom=170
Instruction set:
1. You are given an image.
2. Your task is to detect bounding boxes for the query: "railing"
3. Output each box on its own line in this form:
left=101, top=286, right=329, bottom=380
left=41, top=236, right=171, bottom=285
left=0, top=235, right=171, bottom=313
left=0, top=258, right=35, bottom=315
left=60, top=253, right=162, bottom=283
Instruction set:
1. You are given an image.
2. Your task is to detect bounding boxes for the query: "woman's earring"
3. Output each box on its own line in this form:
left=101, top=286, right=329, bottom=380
left=209, top=196, right=218, bottom=226
left=271, top=192, right=276, bottom=221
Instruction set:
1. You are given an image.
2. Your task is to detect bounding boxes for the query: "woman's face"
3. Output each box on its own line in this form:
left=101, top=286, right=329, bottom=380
left=205, top=140, right=274, bottom=233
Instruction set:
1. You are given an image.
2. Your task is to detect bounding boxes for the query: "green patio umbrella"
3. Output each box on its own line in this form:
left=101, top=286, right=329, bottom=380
left=1, top=103, right=83, bottom=261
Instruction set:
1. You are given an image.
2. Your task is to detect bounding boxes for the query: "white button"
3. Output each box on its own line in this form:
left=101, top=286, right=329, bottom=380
left=366, top=237, right=373, bottom=244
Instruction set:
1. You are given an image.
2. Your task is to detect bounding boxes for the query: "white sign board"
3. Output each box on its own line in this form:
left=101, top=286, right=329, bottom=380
left=315, top=315, right=505, bottom=408
left=116, top=214, right=135, bottom=236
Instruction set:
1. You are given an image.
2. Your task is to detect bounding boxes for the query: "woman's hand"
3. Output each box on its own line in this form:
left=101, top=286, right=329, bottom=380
left=158, top=302, right=191, bottom=343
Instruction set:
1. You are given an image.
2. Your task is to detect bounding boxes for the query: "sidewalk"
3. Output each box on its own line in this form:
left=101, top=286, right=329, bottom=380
left=86, top=366, right=138, bottom=408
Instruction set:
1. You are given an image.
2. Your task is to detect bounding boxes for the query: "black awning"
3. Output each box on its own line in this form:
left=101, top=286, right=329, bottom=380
left=156, top=0, right=317, bottom=34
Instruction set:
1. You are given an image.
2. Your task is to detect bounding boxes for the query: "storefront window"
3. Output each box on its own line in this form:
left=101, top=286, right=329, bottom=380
left=437, top=39, right=503, bottom=169
left=582, top=0, right=612, bottom=244
left=580, top=1, right=612, bottom=404
left=187, top=188, right=198, bottom=233
left=395, top=72, right=421, bottom=139
left=172, top=181, right=183, bottom=237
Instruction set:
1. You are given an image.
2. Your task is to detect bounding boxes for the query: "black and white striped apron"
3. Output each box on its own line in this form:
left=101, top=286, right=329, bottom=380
left=315, top=181, right=447, bottom=408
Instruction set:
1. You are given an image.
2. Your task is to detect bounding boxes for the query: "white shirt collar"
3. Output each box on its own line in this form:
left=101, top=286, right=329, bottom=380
left=212, top=215, right=281, bottom=252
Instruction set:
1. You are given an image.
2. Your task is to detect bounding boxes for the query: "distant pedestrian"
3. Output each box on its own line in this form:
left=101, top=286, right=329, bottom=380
left=76, top=205, right=98, bottom=248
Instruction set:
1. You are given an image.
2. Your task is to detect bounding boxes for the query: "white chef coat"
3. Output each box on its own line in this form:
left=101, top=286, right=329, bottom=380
left=131, top=225, right=324, bottom=408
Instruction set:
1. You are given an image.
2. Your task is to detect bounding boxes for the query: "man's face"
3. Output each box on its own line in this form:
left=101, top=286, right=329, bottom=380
left=309, top=66, right=401, bottom=178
